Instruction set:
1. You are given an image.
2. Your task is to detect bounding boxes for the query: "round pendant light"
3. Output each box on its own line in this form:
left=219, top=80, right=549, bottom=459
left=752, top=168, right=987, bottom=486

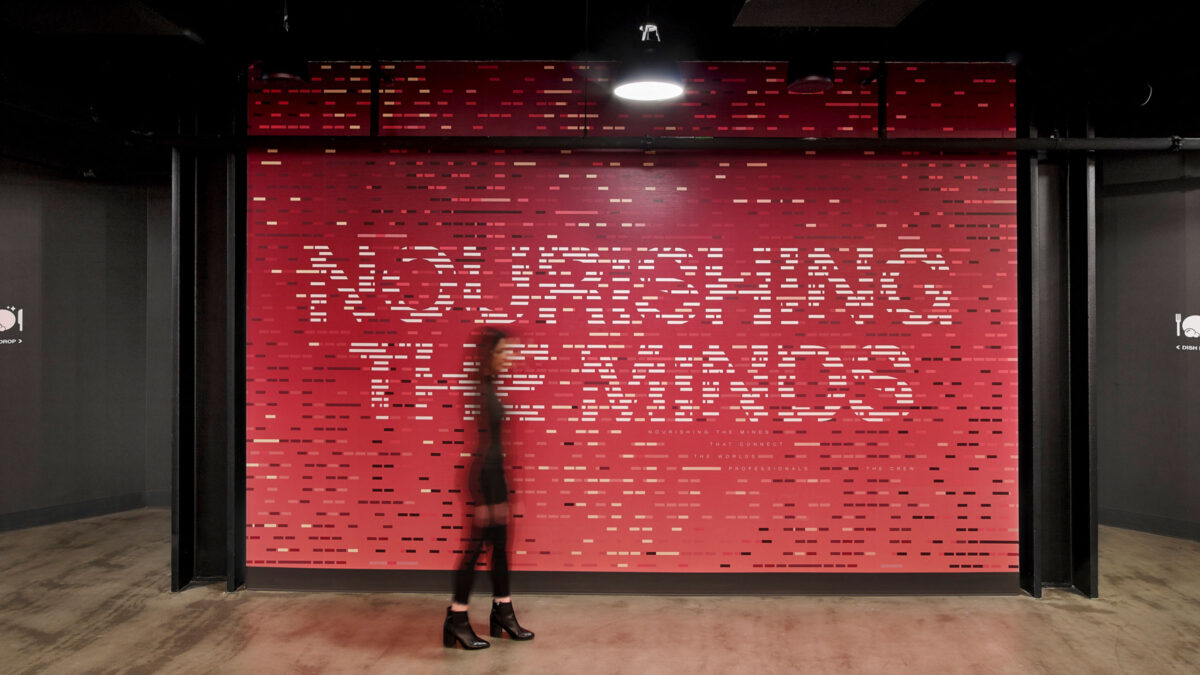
left=613, top=23, right=684, bottom=102
left=787, top=57, right=834, bottom=94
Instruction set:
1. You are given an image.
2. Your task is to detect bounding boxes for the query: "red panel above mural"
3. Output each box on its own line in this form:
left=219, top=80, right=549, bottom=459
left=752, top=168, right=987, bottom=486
left=247, top=60, right=1014, bottom=139
left=586, top=61, right=878, bottom=138
left=379, top=61, right=588, bottom=136
left=248, top=62, right=372, bottom=136
left=378, top=61, right=877, bottom=137
left=886, top=62, right=1017, bottom=138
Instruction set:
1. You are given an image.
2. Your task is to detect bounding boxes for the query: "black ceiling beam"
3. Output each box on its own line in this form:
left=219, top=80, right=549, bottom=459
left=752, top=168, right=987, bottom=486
left=161, top=134, right=1200, bottom=153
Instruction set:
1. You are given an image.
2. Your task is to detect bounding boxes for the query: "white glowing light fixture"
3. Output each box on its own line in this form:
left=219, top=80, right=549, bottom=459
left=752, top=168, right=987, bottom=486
left=613, top=80, right=684, bottom=101
left=613, top=23, right=684, bottom=102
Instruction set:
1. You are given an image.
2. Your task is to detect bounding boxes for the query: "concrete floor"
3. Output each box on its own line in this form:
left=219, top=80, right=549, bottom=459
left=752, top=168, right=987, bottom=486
left=1, top=509, right=1198, bottom=674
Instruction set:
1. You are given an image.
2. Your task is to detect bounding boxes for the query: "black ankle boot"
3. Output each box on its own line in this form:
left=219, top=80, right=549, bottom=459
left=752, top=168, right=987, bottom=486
left=443, top=607, right=489, bottom=649
left=490, top=600, right=534, bottom=640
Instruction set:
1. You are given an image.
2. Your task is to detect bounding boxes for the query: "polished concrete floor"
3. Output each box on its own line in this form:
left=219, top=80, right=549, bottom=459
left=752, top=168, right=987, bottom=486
left=1, top=509, right=1198, bottom=674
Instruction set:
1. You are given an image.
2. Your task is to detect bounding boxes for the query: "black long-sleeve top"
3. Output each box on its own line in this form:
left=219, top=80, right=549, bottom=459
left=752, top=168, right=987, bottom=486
left=469, top=377, right=508, bottom=505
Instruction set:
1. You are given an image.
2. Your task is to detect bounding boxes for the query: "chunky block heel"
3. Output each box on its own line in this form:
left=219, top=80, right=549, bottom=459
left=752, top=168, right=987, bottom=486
left=443, top=607, right=490, bottom=649
left=489, top=601, right=534, bottom=641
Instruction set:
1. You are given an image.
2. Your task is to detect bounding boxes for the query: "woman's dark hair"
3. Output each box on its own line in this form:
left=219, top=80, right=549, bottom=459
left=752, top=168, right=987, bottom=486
left=476, top=326, right=508, bottom=377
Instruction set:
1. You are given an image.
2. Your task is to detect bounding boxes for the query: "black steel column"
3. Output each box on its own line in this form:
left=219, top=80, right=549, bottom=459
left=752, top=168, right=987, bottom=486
left=225, top=149, right=247, bottom=592
left=193, top=151, right=233, bottom=584
left=170, top=146, right=198, bottom=592
left=1020, top=155, right=1079, bottom=595
left=171, top=66, right=249, bottom=592
left=170, top=141, right=247, bottom=592
left=1066, top=130, right=1099, bottom=598
left=1017, top=146, right=1042, bottom=596
left=226, top=67, right=249, bottom=593
left=1017, top=68, right=1099, bottom=597
left=1037, top=158, right=1074, bottom=591
left=171, top=145, right=235, bottom=589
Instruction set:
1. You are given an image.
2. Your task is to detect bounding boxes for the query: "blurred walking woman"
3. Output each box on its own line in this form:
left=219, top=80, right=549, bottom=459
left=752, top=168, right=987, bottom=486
left=444, top=327, right=535, bottom=650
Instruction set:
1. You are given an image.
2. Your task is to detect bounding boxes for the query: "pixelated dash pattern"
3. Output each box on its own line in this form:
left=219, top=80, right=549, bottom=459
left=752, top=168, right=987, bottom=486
left=246, top=60, right=1017, bottom=574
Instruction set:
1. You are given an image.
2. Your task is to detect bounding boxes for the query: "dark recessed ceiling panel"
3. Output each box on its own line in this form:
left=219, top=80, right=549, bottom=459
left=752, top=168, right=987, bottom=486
left=734, top=0, right=927, bottom=28
left=0, top=0, right=187, bottom=35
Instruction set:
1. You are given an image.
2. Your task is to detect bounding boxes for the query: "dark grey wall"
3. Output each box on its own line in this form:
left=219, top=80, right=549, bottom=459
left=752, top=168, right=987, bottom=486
left=146, top=185, right=173, bottom=507
left=0, top=159, right=171, bottom=529
left=1097, top=152, right=1200, bottom=541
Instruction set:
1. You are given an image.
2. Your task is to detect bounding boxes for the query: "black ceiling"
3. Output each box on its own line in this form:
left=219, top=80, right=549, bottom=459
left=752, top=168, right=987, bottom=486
left=734, top=0, right=928, bottom=27
left=2, top=0, right=1198, bottom=179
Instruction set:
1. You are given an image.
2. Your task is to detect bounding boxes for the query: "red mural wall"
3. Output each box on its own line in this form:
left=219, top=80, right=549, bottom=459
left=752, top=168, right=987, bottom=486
left=246, top=61, right=1018, bottom=574
left=247, top=149, right=1018, bottom=572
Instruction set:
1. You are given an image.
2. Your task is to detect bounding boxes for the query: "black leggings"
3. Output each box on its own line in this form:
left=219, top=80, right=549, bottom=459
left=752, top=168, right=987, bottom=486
left=452, top=524, right=510, bottom=604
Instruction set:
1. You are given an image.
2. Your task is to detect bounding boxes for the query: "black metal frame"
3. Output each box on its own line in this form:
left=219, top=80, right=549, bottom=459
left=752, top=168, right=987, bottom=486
left=164, top=135, right=1197, bottom=153
left=247, top=568, right=1018, bottom=595
left=172, top=66, right=1122, bottom=597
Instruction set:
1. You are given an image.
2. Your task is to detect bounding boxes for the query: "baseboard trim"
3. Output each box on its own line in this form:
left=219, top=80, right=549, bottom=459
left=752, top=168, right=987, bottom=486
left=1099, top=508, right=1200, bottom=542
left=0, top=494, right=148, bottom=532
left=246, top=567, right=1020, bottom=596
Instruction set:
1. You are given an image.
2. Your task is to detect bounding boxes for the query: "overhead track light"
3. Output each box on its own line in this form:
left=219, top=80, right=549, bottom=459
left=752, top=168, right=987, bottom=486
left=257, top=55, right=309, bottom=83
left=255, top=0, right=307, bottom=82
left=612, top=23, right=684, bottom=102
left=787, top=56, right=834, bottom=94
